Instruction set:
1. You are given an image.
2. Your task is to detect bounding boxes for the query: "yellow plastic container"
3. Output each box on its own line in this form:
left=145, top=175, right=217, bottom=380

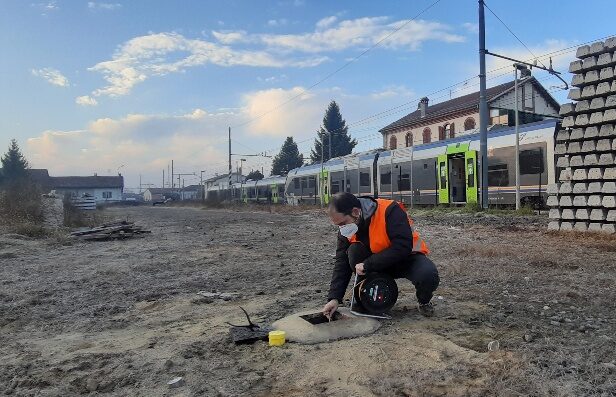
left=268, top=330, right=286, bottom=346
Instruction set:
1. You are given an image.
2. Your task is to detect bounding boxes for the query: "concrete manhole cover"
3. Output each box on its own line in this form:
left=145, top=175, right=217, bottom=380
left=271, top=308, right=381, bottom=344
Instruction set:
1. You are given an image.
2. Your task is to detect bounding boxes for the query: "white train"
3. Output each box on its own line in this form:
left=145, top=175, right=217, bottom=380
left=207, top=118, right=559, bottom=207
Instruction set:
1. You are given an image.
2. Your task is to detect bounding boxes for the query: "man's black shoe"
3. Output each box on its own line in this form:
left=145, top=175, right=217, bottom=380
left=418, top=302, right=435, bottom=317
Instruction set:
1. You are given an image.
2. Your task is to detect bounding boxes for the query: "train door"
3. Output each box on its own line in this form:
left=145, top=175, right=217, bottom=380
left=448, top=154, right=467, bottom=203
left=271, top=184, right=278, bottom=203
left=465, top=150, right=478, bottom=204
left=241, top=185, right=248, bottom=203
left=437, top=154, right=449, bottom=204
left=320, top=170, right=330, bottom=205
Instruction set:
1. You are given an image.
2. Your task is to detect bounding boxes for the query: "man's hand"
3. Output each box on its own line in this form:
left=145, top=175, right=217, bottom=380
left=355, top=263, right=365, bottom=275
left=322, top=299, right=339, bottom=320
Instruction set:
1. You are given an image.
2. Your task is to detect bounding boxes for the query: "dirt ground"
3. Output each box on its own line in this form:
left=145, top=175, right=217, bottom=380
left=1, top=205, right=615, bottom=396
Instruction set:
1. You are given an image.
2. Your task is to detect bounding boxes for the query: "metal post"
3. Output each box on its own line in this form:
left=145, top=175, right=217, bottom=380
left=390, top=153, right=394, bottom=199
left=514, top=66, right=520, bottom=210
left=171, top=160, right=174, bottom=189
left=478, top=0, right=489, bottom=209
left=320, top=132, right=324, bottom=208
left=410, top=147, right=414, bottom=208
left=162, top=169, right=165, bottom=188
left=328, top=131, right=332, bottom=161
left=228, top=127, right=232, bottom=201
left=357, top=156, right=361, bottom=196
left=343, top=166, right=347, bottom=193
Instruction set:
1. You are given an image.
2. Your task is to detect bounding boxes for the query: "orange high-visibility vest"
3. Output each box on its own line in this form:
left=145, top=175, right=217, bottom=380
left=350, top=199, right=429, bottom=255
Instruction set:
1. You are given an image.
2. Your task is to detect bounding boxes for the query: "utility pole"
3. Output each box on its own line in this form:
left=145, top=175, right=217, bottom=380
left=328, top=131, right=332, bottom=161
left=228, top=127, right=232, bottom=200
left=514, top=64, right=521, bottom=210
left=171, top=160, right=174, bottom=189
left=478, top=0, right=489, bottom=209
left=320, top=133, right=324, bottom=208
left=162, top=169, right=165, bottom=188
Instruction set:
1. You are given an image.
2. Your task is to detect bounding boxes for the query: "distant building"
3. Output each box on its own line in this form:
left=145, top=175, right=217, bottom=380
left=50, top=175, right=124, bottom=203
left=180, top=185, right=201, bottom=200
left=143, top=188, right=177, bottom=202
left=203, top=172, right=245, bottom=190
left=379, top=77, right=560, bottom=149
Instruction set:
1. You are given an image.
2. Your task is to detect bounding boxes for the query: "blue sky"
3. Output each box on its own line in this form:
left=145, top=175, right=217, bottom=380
left=1, top=0, right=615, bottom=191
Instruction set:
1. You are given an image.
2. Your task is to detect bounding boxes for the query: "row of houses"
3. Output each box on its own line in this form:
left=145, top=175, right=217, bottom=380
left=142, top=172, right=245, bottom=202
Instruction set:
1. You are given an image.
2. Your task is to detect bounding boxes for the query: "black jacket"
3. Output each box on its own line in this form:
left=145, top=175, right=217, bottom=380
left=327, top=198, right=415, bottom=303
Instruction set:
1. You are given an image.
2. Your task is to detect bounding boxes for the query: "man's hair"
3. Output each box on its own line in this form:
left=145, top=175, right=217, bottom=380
left=328, top=192, right=361, bottom=215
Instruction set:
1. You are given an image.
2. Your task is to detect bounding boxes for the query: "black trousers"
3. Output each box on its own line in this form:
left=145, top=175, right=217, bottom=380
left=348, top=243, right=439, bottom=305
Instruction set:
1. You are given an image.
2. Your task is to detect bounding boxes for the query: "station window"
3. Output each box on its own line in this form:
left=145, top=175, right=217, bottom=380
left=293, top=178, right=300, bottom=189
left=301, top=178, right=308, bottom=189
left=488, top=164, right=509, bottom=186
left=520, top=149, right=544, bottom=175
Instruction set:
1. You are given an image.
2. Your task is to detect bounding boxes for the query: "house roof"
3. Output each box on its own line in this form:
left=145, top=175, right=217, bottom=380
left=50, top=175, right=124, bottom=189
left=203, top=172, right=243, bottom=183
left=379, top=77, right=559, bottom=133
left=182, top=185, right=201, bottom=192
left=27, top=169, right=51, bottom=186
left=144, top=188, right=175, bottom=194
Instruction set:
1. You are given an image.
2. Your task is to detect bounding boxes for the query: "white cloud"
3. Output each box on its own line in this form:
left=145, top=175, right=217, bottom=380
left=267, top=18, right=288, bottom=27
left=316, top=16, right=337, bottom=30
left=32, top=1, right=58, bottom=15
left=26, top=83, right=418, bottom=186
left=369, top=85, right=414, bottom=100
left=86, top=32, right=327, bottom=98
left=213, top=16, right=464, bottom=53
left=31, top=67, right=69, bottom=87
left=462, top=22, right=479, bottom=34
left=88, top=2, right=122, bottom=10
left=75, top=95, right=98, bottom=106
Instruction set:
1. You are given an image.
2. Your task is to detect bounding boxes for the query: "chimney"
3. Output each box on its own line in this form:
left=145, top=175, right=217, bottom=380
left=418, top=97, right=429, bottom=118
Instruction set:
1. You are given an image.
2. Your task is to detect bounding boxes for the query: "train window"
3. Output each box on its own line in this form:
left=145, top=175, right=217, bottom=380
left=380, top=172, right=391, bottom=185
left=399, top=174, right=410, bottom=191
left=308, top=176, right=316, bottom=189
left=294, top=178, right=300, bottom=189
left=520, top=149, right=544, bottom=174
left=439, top=162, right=447, bottom=189
left=488, top=164, right=509, bottom=186
left=467, top=158, right=475, bottom=187
left=331, top=181, right=340, bottom=194
left=360, top=172, right=370, bottom=186
left=423, top=163, right=428, bottom=169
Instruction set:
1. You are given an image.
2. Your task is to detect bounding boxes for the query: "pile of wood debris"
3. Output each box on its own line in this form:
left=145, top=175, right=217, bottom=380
left=70, top=220, right=151, bottom=241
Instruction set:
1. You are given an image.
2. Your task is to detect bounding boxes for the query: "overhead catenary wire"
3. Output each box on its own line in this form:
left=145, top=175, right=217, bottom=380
left=483, top=1, right=548, bottom=69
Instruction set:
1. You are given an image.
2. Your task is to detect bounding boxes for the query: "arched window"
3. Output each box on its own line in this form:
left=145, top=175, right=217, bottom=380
left=439, top=125, right=447, bottom=141
left=422, top=128, right=431, bottom=144
left=405, top=132, right=412, bottom=147
left=464, top=117, right=476, bottom=131
left=389, top=135, right=397, bottom=150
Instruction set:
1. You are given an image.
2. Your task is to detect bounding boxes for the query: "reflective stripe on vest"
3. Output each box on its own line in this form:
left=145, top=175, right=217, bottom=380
left=350, top=199, right=429, bottom=255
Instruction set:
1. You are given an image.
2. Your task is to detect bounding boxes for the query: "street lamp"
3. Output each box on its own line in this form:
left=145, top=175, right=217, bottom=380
left=514, top=63, right=530, bottom=210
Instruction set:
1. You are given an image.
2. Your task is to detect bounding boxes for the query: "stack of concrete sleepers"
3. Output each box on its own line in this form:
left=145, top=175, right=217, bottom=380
left=548, top=38, right=616, bottom=234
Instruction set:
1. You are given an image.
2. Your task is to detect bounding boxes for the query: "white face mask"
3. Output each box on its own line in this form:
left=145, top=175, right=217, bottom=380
left=339, top=223, right=358, bottom=239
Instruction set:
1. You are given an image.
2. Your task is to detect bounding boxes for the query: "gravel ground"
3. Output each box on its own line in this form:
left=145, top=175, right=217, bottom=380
left=1, top=205, right=615, bottom=396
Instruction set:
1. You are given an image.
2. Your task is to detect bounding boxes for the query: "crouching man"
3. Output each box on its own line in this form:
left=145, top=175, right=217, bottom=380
left=322, top=192, right=439, bottom=318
